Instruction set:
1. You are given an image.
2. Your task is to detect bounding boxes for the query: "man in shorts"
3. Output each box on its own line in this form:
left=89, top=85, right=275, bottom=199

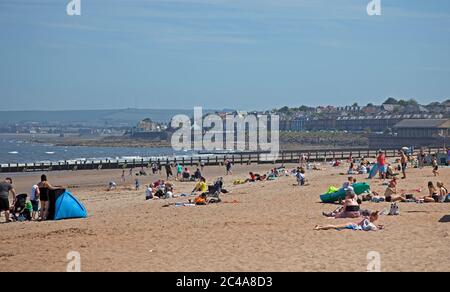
left=377, top=151, right=387, bottom=180
left=0, top=178, right=16, bottom=223
left=400, top=150, right=408, bottom=179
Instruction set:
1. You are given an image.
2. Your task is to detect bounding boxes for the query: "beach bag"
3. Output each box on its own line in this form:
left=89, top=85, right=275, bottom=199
left=445, top=194, right=450, bottom=203
left=388, top=203, right=399, bottom=216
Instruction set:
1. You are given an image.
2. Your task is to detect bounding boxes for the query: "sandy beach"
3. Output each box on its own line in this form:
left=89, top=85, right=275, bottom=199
left=0, top=161, right=449, bottom=272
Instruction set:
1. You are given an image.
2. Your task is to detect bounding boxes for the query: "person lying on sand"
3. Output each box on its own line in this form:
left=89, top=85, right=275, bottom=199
left=315, top=211, right=383, bottom=231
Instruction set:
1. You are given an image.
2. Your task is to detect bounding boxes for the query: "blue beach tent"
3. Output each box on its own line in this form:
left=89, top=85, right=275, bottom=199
left=47, top=189, right=87, bottom=220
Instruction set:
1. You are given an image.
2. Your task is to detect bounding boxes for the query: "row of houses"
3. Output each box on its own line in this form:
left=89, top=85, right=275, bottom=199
left=280, top=114, right=446, bottom=132
left=369, top=119, right=450, bottom=149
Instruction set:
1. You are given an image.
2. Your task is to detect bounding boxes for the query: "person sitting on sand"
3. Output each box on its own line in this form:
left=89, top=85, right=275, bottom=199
left=423, top=181, right=444, bottom=203
left=437, top=182, right=449, bottom=202
left=323, top=189, right=361, bottom=219
left=359, top=164, right=368, bottom=175
left=145, top=185, right=153, bottom=200
left=38, top=175, right=63, bottom=221
left=315, top=211, right=382, bottom=231
left=348, top=161, right=356, bottom=175
left=194, top=193, right=208, bottom=205
left=192, top=177, right=207, bottom=195
left=384, top=180, right=408, bottom=202
left=194, top=168, right=202, bottom=181
left=335, top=189, right=361, bottom=218
left=108, top=181, right=117, bottom=191
left=181, top=168, right=190, bottom=181
left=386, top=164, right=397, bottom=179
left=343, top=177, right=354, bottom=190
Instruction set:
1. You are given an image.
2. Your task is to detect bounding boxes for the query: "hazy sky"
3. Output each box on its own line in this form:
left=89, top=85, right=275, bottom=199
left=1, top=0, right=450, bottom=111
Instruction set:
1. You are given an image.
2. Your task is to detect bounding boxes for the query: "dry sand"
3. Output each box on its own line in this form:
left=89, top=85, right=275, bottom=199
left=0, top=161, right=449, bottom=272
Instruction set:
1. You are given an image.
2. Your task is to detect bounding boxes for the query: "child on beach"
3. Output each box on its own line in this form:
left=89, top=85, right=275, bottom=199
left=343, top=177, right=354, bottom=190
left=176, top=164, right=183, bottom=180
left=30, top=184, right=40, bottom=220
left=145, top=185, right=153, bottom=200
left=432, top=155, right=439, bottom=176
left=135, top=179, right=140, bottom=191
left=315, top=211, right=382, bottom=231
left=108, top=181, right=117, bottom=191
left=296, top=168, right=306, bottom=186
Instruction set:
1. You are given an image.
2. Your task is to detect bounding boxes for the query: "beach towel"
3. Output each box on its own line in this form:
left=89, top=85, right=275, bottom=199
left=326, top=186, right=339, bottom=194
left=368, top=163, right=379, bottom=179
left=233, top=179, right=246, bottom=185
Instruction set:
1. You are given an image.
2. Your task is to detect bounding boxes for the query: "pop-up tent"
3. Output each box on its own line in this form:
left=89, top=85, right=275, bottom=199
left=47, top=189, right=87, bottom=220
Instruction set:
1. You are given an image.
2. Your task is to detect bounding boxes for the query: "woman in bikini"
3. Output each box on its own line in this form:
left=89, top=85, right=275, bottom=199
left=315, top=211, right=382, bottom=231
left=423, top=181, right=441, bottom=203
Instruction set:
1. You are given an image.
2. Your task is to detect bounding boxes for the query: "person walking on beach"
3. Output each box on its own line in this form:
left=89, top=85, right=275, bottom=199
left=400, top=150, right=408, bottom=179
left=176, top=163, right=183, bottom=180
left=135, top=179, right=140, bottom=191
left=200, top=160, right=205, bottom=172
left=165, top=163, right=173, bottom=180
left=418, top=148, right=426, bottom=168
left=121, top=170, right=126, bottom=183
left=129, top=168, right=133, bottom=176
left=432, top=155, right=439, bottom=176
left=226, top=160, right=233, bottom=175
left=0, top=178, right=16, bottom=223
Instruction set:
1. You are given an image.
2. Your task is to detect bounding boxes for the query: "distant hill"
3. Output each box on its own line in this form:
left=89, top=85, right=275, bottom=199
left=0, top=108, right=216, bottom=126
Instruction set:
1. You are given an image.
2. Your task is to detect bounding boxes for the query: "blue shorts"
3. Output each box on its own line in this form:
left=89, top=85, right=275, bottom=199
left=31, top=200, right=39, bottom=212
left=379, top=165, right=387, bottom=173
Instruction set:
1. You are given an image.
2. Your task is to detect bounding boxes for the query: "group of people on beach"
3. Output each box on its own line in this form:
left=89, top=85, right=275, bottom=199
left=0, top=174, right=63, bottom=223
left=316, top=148, right=449, bottom=232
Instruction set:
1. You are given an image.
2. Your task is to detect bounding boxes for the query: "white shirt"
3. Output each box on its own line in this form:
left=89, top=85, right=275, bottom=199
left=30, top=185, right=40, bottom=201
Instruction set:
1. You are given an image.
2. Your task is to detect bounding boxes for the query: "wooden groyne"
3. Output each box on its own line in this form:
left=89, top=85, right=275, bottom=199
left=0, top=147, right=446, bottom=173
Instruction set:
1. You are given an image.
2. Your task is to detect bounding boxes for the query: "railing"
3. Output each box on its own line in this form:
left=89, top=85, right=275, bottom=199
left=0, top=147, right=445, bottom=173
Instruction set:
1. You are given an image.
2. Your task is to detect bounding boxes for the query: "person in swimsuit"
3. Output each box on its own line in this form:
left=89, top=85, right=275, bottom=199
left=400, top=150, right=408, bottom=179
left=37, top=175, right=63, bottom=221
left=315, top=211, right=382, bottom=231
left=323, top=189, right=361, bottom=218
left=437, top=182, right=449, bottom=203
left=432, top=155, right=439, bottom=176
left=423, top=181, right=440, bottom=203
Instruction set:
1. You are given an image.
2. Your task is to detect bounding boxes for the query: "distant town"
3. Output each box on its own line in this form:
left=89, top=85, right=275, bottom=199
left=1, top=98, right=449, bottom=150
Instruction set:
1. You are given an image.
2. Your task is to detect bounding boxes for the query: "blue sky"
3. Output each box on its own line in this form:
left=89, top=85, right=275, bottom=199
left=1, top=0, right=450, bottom=110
